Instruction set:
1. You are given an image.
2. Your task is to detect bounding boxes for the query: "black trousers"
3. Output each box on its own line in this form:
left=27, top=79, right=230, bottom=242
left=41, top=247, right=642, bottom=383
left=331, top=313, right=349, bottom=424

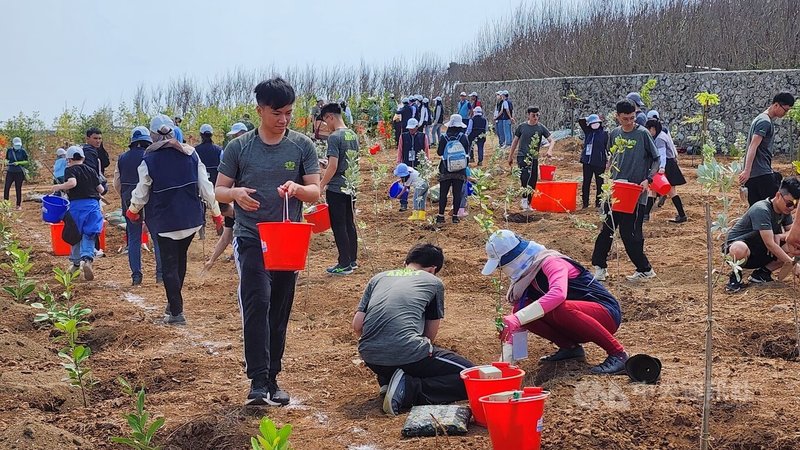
left=745, top=172, right=780, bottom=206
left=234, top=237, right=297, bottom=381
left=438, top=178, right=464, bottom=216
left=327, top=190, right=358, bottom=266
left=157, top=234, right=194, bottom=315
left=4, top=171, right=24, bottom=206
left=582, top=164, right=604, bottom=208
left=366, top=347, right=473, bottom=408
left=591, top=202, right=652, bottom=272
left=520, top=162, right=538, bottom=202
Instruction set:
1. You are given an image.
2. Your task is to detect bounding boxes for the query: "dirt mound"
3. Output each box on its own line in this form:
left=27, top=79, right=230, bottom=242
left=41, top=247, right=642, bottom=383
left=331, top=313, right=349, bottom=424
left=162, top=410, right=252, bottom=450
left=0, top=418, right=92, bottom=449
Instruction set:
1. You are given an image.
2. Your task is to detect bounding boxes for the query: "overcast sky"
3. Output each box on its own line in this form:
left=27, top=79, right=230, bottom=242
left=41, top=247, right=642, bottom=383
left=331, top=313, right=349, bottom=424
left=0, top=0, right=519, bottom=124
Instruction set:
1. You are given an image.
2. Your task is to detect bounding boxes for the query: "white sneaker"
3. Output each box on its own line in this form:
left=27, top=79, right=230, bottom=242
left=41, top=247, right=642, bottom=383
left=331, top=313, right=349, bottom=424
left=520, top=199, right=531, bottom=211
left=95, top=249, right=105, bottom=258
left=626, top=269, right=656, bottom=282
left=81, top=259, right=94, bottom=281
left=593, top=266, right=608, bottom=281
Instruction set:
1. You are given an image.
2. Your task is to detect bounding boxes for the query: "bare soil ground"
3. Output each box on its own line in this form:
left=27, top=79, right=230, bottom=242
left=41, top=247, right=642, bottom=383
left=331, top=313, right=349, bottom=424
left=1, top=138, right=799, bottom=449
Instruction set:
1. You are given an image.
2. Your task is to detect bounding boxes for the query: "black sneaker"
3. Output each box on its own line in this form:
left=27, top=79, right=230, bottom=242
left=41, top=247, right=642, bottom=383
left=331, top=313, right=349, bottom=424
left=451, top=216, right=460, bottom=224
left=435, top=215, right=445, bottom=224
left=382, top=369, right=406, bottom=416
left=246, top=378, right=282, bottom=406
left=350, top=261, right=359, bottom=270
left=268, top=379, right=290, bottom=406
left=657, top=196, right=667, bottom=208
left=540, top=345, right=585, bottom=362
left=399, top=205, right=408, bottom=212
left=725, top=272, right=744, bottom=293
left=326, top=264, right=354, bottom=276
left=748, top=267, right=774, bottom=284
left=669, top=215, right=688, bottom=223
left=163, top=313, right=186, bottom=325
left=132, top=273, right=143, bottom=286
left=643, top=214, right=650, bottom=222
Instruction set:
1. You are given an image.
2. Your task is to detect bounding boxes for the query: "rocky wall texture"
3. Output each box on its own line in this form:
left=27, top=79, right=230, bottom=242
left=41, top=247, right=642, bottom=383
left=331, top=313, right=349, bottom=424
left=455, top=69, right=800, bottom=154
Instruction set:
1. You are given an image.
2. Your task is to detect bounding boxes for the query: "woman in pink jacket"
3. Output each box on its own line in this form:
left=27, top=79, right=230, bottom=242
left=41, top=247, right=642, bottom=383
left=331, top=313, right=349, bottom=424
left=482, top=230, right=629, bottom=374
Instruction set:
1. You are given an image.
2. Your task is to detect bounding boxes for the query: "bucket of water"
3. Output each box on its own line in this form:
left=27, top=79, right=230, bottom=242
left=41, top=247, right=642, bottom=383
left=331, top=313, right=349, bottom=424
left=480, top=387, right=550, bottom=450
left=650, top=173, right=671, bottom=196
left=539, top=165, right=556, bottom=181
left=303, top=204, right=331, bottom=233
left=256, top=196, right=314, bottom=271
left=460, top=362, right=525, bottom=427
left=369, top=144, right=381, bottom=155
left=388, top=181, right=403, bottom=198
left=611, top=181, right=643, bottom=214
left=42, top=195, right=69, bottom=224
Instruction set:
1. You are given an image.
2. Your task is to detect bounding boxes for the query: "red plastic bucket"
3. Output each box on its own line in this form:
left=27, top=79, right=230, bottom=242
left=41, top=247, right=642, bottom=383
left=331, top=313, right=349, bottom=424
left=257, top=221, right=313, bottom=271
left=369, top=144, right=381, bottom=155
left=530, top=181, right=578, bottom=213
left=480, top=387, right=550, bottom=450
left=651, top=173, right=671, bottom=196
left=303, top=204, right=331, bottom=233
left=539, top=165, right=556, bottom=181
left=611, top=181, right=644, bottom=214
left=460, top=362, right=525, bottom=427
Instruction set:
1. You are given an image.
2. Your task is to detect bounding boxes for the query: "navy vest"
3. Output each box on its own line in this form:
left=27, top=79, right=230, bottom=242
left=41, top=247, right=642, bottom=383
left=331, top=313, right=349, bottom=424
left=117, top=145, right=145, bottom=207
left=400, top=132, right=427, bottom=168
left=468, top=116, right=488, bottom=141
left=519, top=258, right=622, bottom=326
left=194, top=141, right=222, bottom=184
left=142, top=149, right=203, bottom=235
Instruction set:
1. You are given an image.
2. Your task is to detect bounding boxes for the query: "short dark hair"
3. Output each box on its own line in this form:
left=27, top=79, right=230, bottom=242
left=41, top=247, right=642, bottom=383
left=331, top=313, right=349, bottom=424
left=526, top=107, right=540, bottom=114
left=644, top=119, right=662, bottom=135
left=405, top=243, right=444, bottom=274
left=616, top=100, right=636, bottom=114
left=254, top=78, right=296, bottom=110
left=86, top=127, right=102, bottom=137
left=320, top=102, right=342, bottom=117
left=773, top=92, right=795, bottom=107
left=780, top=176, right=800, bottom=199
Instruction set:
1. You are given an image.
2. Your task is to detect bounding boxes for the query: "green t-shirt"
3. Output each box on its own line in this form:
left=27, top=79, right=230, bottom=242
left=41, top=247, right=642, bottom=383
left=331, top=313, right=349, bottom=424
left=218, top=129, right=320, bottom=240
left=514, top=123, right=550, bottom=166
left=746, top=112, right=774, bottom=178
left=325, top=128, right=360, bottom=194
left=727, top=199, right=793, bottom=243
left=357, top=269, right=445, bottom=366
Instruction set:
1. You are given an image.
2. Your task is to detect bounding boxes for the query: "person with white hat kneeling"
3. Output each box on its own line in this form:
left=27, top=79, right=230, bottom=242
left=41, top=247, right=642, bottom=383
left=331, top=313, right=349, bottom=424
left=482, top=230, right=629, bottom=374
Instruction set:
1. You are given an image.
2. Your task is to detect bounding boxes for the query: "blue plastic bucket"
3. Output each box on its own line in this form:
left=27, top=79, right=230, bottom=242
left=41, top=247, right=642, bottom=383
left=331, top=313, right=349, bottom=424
left=42, top=195, right=69, bottom=224
left=467, top=181, right=474, bottom=196
left=388, top=181, right=403, bottom=198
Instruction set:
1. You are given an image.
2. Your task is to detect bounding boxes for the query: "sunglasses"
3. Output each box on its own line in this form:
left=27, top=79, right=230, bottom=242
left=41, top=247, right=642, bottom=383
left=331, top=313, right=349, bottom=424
left=782, top=194, right=798, bottom=209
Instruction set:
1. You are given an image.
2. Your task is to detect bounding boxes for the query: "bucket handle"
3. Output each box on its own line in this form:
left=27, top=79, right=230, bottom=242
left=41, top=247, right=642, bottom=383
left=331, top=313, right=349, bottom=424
left=283, top=193, right=290, bottom=223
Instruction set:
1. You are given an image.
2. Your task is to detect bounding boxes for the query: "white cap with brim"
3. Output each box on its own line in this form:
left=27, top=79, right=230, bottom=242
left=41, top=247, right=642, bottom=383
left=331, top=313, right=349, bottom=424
left=434, top=96, right=442, bottom=102
left=473, top=106, right=483, bottom=116
left=227, top=122, right=248, bottom=135
left=12, top=137, right=22, bottom=146
left=482, top=229, right=546, bottom=280
left=647, top=110, right=660, bottom=120
left=66, top=145, right=84, bottom=160
left=406, top=118, right=419, bottom=129
left=445, top=114, right=466, bottom=128
left=55, top=148, right=66, bottom=156
left=130, top=126, right=153, bottom=144
left=459, top=91, right=467, bottom=96
left=199, top=124, right=213, bottom=134
left=150, top=114, right=174, bottom=135
left=469, top=91, right=478, bottom=97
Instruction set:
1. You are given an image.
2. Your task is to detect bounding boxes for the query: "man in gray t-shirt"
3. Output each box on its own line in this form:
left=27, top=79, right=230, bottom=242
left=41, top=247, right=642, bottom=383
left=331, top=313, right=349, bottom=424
left=319, top=103, right=361, bottom=274
left=215, top=78, right=321, bottom=407
left=352, top=244, right=473, bottom=416
left=507, top=107, right=553, bottom=209
left=724, top=176, right=800, bottom=292
left=740, top=92, right=796, bottom=206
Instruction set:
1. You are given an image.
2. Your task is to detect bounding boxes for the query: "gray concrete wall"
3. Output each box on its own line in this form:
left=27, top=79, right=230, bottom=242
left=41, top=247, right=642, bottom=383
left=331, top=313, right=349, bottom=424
left=455, top=69, right=800, bottom=154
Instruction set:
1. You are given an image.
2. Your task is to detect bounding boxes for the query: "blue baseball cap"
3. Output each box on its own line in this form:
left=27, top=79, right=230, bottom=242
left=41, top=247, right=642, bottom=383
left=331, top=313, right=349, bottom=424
left=586, top=114, right=601, bottom=124
left=130, top=126, right=153, bottom=143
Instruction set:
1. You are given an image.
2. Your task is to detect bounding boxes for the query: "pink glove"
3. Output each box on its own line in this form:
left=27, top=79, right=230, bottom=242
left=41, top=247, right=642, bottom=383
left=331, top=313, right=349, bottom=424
left=499, top=314, right=521, bottom=342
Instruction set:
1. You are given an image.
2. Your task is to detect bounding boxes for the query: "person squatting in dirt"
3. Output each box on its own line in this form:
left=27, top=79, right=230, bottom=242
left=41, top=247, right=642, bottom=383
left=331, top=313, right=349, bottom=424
left=52, top=146, right=105, bottom=281
left=394, top=163, right=429, bottom=222
left=591, top=99, right=660, bottom=283
left=215, top=77, right=321, bottom=407
left=483, top=230, right=629, bottom=374
left=126, top=115, right=223, bottom=325
left=395, top=117, right=430, bottom=213
left=353, top=243, right=475, bottom=416
left=724, top=176, right=800, bottom=293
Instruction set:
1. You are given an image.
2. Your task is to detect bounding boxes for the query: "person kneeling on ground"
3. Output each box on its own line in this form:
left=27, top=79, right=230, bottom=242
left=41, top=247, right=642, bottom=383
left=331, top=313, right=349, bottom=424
left=725, top=176, right=800, bottom=293
left=482, top=230, right=628, bottom=374
left=53, top=146, right=105, bottom=281
left=353, top=243, right=474, bottom=416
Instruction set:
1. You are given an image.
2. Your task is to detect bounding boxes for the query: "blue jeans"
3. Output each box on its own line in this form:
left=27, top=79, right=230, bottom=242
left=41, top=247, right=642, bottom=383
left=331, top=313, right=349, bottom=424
left=126, top=218, right=162, bottom=280
left=431, top=124, right=442, bottom=146
left=413, top=182, right=429, bottom=210
left=496, top=119, right=508, bottom=146
left=400, top=190, right=409, bottom=209
left=503, top=121, right=512, bottom=147
left=69, top=233, right=98, bottom=264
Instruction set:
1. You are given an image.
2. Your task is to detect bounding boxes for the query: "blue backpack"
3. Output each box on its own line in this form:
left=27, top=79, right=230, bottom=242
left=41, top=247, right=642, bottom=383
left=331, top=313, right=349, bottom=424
left=443, top=133, right=467, bottom=172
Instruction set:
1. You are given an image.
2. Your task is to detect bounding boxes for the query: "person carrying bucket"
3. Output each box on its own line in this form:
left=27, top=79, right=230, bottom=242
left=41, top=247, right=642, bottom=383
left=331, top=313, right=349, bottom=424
left=591, top=99, right=660, bottom=282
left=352, top=243, right=474, bottom=416
left=215, top=77, right=321, bottom=407
left=507, top=106, right=553, bottom=212
left=643, top=119, right=687, bottom=223
left=393, top=163, right=428, bottom=221
left=319, top=102, right=359, bottom=276
left=126, top=115, right=223, bottom=325
left=482, top=230, right=629, bottom=374
left=52, top=146, right=105, bottom=281
left=113, top=126, right=163, bottom=286
left=578, top=114, right=608, bottom=209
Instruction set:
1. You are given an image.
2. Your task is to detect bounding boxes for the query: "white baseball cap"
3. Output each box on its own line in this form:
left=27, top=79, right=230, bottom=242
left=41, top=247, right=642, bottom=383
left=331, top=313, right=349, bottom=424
left=469, top=91, right=478, bottom=97
left=473, top=106, right=483, bottom=116
left=434, top=96, right=442, bottom=102
left=66, top=145, right=84, bottom=160
left=199, top=124, right=214, bottom=134
left=55, top=148, right=66, bottom=156
left=227, top=122, right=248, bottom=135
left=12, top=137, right=22, bottom=147
left=406, top=118, right=419, bottom=129
left=647, top=110, right=660, bottom=120
left=149, top=114, right=174, bottom=135
left=459, top=91, right=467, bottom=96
left=130, top=126, right=153, bottom=143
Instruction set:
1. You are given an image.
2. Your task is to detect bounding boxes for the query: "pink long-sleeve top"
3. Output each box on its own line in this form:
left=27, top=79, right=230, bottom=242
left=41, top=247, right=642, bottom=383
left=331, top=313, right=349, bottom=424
left=526, top=256, right=581, bottom=314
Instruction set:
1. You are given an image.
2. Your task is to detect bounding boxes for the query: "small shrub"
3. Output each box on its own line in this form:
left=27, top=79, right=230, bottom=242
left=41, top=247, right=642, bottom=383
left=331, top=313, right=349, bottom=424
left=111, top=378, right=166, bottom=450
left=251, top=417, right=292, bottom=450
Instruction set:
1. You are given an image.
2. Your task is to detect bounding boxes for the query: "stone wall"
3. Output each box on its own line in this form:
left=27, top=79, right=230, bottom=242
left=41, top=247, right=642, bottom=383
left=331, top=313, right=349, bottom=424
left=455, top=69, right=800, bottom=154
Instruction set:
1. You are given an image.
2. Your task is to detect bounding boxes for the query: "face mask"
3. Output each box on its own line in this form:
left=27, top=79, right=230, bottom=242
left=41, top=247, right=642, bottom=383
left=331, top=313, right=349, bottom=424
left=590, top=123, right=600, bottom=130
left=13, top=144, right=21, bottom=150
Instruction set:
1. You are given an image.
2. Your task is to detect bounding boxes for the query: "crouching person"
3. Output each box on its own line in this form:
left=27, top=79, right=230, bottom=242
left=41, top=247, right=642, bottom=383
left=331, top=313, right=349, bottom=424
left=353, top=243, right=474, bottom=416
left=53, top=146, right=104, bottom=281
left=482, top=230, right=628, bottom=374
left=725, top=176, right=800, bottom=293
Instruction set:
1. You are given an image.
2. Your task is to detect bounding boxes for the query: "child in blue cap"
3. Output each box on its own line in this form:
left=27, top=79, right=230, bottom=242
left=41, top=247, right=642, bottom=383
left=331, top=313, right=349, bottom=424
left=394, top=163, right=428, bottom=221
